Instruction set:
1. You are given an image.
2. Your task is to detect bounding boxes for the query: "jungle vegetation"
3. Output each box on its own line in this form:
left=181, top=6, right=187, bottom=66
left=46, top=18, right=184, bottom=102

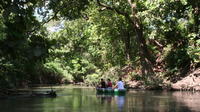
left=0, top=0, right=199, bottom=88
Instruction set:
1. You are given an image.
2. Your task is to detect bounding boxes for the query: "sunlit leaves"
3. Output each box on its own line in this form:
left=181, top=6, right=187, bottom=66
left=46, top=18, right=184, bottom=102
left=41, top=0, right=89, bottom=20
left=187, top=33, right=200, bottom=63
left=0, top=15, right=6, bottom=41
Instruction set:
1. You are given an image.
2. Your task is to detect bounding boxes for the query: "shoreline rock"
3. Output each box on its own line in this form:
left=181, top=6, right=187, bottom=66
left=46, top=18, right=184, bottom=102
left=171, top=68, right=200, bottom=91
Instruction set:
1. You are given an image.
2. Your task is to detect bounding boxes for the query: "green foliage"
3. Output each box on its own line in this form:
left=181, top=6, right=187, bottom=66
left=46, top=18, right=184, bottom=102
left=143, top=75, right=163, bottom=89
left=46, top=3, right=137, bottom=84
left=187, top=34, right=200, bottom=64
left=84, top=73, right=101, bottom=86
left=138, top=0, right=200, bottom=79
left=37, top=0, right=89, bottom=20
left=0, top=0, right=52, bottom=88
left=102, top=66, right=122, bottom=82
left=164, top=48, right=191, bottom=81
left=85, top=4, right=137, bottom=66
left=47, top=19, right=97, bottom=82
left=130, top=72, right=143, bottom=81
left=0, top=15, right=6, bottom=41
left=0, top=0, right=200, bottom=88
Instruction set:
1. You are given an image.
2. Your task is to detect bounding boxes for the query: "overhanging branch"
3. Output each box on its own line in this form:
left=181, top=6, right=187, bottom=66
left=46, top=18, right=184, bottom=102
left=96, top=0, right=133, bottom=24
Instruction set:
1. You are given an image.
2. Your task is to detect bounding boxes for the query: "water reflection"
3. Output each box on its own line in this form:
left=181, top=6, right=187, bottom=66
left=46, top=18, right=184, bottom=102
left=97, top=95, right=112, bottom=105
left=1, top=87, right=200, bottom=112
left=172, top=91, right=200, bottom=112
left=115, top=96, right=125, bottom=112
left=97, top=94, right=125, bottom=112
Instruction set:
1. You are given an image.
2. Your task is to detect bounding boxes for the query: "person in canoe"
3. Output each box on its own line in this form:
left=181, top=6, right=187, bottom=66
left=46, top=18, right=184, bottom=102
left=106, top=79, right=112, bottom=89
left=98, top=78, right=106, bottom=88
left=114, top=77, right=125, bottom=90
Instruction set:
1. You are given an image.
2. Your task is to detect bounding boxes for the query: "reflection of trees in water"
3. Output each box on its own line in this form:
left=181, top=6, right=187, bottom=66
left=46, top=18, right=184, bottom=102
left=97, top=95, right=113, bottom=104
left=42, top=90, right=200, bottom=112
left=46, top=90, right=200, bottom=112
left=2, top=88, right=200, bottom=112
left=97, top=95, right=126, bottom=112
left=125, top=91, right=197, bottom=112
left=0, top=98, right=46, bottom=112
left=44, top=88, right=101, bottom=112
left=126, top=91, right=169, bottom=112
left=172, top=92, right=200, bottom=112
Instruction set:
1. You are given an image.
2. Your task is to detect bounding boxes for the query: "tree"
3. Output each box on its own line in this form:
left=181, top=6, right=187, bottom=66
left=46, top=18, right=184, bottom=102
left=94, top=0, right=155, bottom=75
left=0, top=0, right=51, bottom=87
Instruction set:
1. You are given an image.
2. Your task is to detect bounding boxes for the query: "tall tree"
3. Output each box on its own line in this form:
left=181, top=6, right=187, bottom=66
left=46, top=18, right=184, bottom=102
left=95, top=0, right=154, bottom=75
left=0, top=0, right=51, bottom=87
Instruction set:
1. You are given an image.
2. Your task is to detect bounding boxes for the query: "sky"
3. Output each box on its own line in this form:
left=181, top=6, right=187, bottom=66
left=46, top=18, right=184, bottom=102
left=34, top=7, right=64, bottom=33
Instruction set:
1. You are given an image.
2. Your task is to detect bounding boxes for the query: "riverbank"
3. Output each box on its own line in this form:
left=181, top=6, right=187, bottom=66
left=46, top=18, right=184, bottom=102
left=0, top=85, right=95, bottom=99
left=1, top=68, right=199, bottom=99
left=171, top=68, right=200, bottom=91
left=126, top=68, right=200, bottom=91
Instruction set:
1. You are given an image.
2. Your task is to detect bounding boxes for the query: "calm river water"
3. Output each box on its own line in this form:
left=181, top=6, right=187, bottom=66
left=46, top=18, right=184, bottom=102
left=0, top=86, right=200, bottom=112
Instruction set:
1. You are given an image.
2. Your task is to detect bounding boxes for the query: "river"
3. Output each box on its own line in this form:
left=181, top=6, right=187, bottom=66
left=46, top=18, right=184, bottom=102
left=0, top=86, right=200, bottom=112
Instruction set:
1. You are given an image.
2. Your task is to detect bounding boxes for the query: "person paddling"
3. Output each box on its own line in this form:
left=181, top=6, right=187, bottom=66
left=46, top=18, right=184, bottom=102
left=114, top=77, right=124, bottom=90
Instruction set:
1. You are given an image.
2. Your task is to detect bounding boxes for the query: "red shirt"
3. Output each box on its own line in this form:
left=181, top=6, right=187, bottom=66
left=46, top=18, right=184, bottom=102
left=107, top=82, right=112, bottom=87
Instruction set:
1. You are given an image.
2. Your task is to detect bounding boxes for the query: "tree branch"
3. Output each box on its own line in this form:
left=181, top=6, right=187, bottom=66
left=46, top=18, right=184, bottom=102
left=96, top=0, right=133, bottom=24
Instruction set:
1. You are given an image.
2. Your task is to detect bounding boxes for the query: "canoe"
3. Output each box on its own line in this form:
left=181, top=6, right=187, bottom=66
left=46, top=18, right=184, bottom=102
left=96, top=88, right=126, bottom=95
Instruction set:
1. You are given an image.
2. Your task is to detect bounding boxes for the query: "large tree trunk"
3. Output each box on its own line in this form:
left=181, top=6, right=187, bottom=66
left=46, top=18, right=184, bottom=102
left=124, top=32, right=131, bottom=61
left=128, top=1, right=154, bottom=75
left=96, top=0, right=155, bottom=75
left=134, top=22, right=154, bottom=75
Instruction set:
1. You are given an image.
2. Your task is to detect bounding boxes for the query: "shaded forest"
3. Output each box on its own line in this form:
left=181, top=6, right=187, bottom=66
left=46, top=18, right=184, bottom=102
left=0, top=0, right=199, bottom=89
